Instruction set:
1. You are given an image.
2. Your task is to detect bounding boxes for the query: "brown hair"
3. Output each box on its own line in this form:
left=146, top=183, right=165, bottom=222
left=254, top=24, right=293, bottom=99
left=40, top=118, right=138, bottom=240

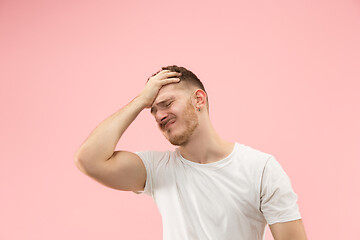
left=148, top=65, right=209, bottom=112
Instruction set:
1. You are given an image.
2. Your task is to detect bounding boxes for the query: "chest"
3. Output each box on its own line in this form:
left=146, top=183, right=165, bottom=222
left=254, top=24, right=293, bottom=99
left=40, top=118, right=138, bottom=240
left=154, top=162, right=262, bottom=220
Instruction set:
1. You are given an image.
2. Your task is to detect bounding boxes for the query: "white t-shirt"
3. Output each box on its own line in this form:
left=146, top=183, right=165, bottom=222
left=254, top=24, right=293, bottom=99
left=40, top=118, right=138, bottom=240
left=133, top=142, right=301, bottom=240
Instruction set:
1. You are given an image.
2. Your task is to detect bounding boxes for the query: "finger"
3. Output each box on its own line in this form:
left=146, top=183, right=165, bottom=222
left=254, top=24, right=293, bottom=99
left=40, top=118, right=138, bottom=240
left=165, top=71, right=182, bottom=77
left=157, top=69, right=172, bottom=75
left=162, top=78, right=181, bottom=85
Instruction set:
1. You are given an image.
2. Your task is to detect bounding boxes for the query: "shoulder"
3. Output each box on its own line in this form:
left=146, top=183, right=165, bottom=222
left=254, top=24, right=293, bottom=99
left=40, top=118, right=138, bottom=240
left=134, top=149, right=175, bottom=164
left=237, top=143, right=273, bottom=167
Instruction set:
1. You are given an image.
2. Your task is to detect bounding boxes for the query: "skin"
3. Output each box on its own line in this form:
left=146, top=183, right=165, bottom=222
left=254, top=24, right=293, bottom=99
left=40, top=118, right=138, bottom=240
left=270, top=219, right=308, bottom=240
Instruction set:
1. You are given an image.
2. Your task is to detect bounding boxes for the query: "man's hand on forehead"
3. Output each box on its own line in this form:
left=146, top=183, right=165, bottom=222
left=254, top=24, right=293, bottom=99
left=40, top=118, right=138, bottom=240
left=138, top=69, right=182, bottom=109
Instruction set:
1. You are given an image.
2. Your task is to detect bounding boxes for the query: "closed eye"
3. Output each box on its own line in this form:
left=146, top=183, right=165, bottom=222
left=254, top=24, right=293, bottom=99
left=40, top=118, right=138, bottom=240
left=150, top=99, right=175, bottom=115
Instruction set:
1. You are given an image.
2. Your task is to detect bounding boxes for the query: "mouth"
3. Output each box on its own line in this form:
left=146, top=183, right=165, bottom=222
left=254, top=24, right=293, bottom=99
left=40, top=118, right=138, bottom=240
left=163, top=119, right=176, bottom=130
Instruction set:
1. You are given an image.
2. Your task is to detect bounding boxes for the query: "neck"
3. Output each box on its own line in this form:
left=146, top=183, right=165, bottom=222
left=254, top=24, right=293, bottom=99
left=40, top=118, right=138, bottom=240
left=178, top=118, right=235, bottom=164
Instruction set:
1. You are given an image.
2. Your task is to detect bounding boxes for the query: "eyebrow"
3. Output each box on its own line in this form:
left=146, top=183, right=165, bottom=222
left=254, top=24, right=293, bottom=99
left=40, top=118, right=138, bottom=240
left=150, top=97, right=174, bottom=114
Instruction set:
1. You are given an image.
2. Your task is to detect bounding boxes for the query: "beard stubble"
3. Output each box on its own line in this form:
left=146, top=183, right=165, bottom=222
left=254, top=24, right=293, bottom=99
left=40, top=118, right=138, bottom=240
left=166, top=101, right=199, bottom=146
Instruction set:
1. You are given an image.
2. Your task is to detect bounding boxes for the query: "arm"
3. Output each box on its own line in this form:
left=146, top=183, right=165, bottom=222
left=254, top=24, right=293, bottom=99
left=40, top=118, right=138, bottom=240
left=269, top=219, right=308, bottom=240
left=74, top=70, right=181, bottom=191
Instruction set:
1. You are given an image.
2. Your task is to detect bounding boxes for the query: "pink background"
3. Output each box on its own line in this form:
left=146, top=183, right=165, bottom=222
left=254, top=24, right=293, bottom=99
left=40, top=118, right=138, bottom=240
left=1, top=0, right=359, bottom=239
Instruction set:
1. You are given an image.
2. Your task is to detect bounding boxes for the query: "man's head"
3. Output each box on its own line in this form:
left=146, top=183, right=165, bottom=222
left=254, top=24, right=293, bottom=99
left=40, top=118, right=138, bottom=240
left=148, top=65, right=209, bottom=112
left=148, top=65, right=209, bottom=146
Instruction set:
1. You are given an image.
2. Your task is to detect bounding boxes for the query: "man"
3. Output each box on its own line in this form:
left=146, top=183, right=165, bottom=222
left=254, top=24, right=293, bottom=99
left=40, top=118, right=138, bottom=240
left=74, top=65, right=307, bottom=240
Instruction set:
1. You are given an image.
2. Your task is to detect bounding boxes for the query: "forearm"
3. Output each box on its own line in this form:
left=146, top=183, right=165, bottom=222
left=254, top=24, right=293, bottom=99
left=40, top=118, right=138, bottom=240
left=74, top=95, right=146, bottom=165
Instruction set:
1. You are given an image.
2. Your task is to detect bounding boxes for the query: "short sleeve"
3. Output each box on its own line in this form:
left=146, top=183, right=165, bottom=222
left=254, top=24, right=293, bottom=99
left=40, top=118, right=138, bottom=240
left=132, top=151, right=154, bottom=196
left=260, top=156, right=302, bottom=225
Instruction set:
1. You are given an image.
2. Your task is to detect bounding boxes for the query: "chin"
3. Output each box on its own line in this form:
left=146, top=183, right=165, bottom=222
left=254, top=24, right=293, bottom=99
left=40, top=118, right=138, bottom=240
left=169, top=138, right=188, bottom=146
left=166, top=131, right=191, bottom=146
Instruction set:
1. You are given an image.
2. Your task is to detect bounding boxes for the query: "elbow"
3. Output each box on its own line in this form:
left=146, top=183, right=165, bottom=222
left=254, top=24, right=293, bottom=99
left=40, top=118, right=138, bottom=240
left=74, top=152, right=82, bottom=166
left=74, top=153, right=88, bottom=173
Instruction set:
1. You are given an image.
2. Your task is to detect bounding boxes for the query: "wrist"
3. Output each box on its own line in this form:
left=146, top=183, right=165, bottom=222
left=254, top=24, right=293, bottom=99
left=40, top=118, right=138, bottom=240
left=133, top=95, right=149, bottom=109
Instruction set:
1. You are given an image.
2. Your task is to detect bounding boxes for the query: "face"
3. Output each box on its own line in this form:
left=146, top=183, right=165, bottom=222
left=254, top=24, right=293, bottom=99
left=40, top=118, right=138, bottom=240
left=150, top=84, right=199, bottom=146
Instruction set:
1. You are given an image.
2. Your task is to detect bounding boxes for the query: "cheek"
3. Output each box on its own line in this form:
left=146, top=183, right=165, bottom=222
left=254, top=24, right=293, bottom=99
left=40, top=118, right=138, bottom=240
left=170, top=106, right=182, bottom=116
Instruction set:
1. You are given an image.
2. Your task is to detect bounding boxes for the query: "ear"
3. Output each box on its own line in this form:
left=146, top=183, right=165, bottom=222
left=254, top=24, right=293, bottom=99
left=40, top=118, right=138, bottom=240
left=193, top=89, right=207, bottom=110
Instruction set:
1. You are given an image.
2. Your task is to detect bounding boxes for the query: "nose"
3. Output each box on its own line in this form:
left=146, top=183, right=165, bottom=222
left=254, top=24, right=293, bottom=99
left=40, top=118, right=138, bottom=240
left=155, top=110, right=169, bottom=126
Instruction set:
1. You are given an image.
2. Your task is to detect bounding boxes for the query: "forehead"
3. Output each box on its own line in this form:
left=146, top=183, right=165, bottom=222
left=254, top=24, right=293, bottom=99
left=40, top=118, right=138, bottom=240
left=156, top=83, right=180, bottom=98
left=151, top=83, right=188, bottom=107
